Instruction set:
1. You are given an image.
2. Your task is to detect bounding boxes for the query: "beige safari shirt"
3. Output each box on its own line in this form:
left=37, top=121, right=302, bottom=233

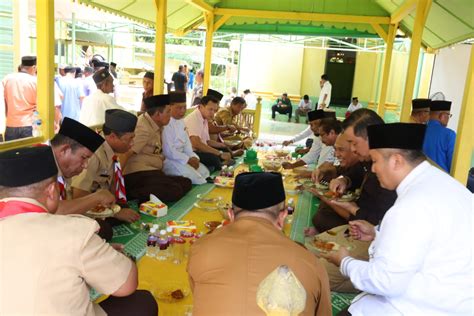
left=188, top=217, right=332, bottom=316
left=0, top=198, right=132, bottom=316
left=72, top=139, right=115, bottom=193
left=214, top=107, right=234, bottom=126
left=124, top=112, right=164, bottom=175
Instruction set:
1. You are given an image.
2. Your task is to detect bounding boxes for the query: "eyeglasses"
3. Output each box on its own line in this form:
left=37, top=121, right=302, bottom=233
left=442, top=112, right=453, bottom=118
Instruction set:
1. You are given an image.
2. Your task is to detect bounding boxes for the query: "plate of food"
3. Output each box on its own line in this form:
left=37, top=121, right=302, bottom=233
left=297, top=178, right=316, bottom=189
left=204, top=220, right=222, bottom=232
left=304, top=236, right=354, bottom=256
left=223, top=139, right=242, bottom=148
left=86, top=204, right=120, bottom=218
left=293, top=166, right=312, bottom=175
left=214, top=176, right=235, bottom=188
left=262, top=159, right=283, bottom=172
left=274, top=148, right=290, bottom=157
left=315, top=182, right=329, bottom=190
left=155, top=282, right=190, bottom=303
left=194, top=195, right=223, bottom=211
left=336, top=192, right=359, bottom=202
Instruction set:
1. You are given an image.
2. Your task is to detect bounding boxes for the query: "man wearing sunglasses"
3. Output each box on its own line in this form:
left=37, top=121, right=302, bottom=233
left=422, top=100, right=456, bottom=173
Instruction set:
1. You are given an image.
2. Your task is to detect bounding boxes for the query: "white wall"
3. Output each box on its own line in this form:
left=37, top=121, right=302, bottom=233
left=238, top=41, right=304, bottom=95
left=429, top=44, right=471, bottom=131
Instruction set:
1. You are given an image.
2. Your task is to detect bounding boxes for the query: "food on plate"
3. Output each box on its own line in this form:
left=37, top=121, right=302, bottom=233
left=312, top=238, right=339, bottom=252
left=274, top=148, right=290, bottom=157
left=315, top=182, right=329, bottom=190
left=171, top=289, right=184, bottom=300
left=262, top=159, right=283, bottom=171
left=91, top=205, right=107, bottom=213
left=204, top=221, right=222, bottom=231
left=323, top=191, right=341, bottom=199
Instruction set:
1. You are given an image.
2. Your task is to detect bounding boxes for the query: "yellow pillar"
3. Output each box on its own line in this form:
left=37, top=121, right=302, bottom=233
left=400, top=0, right=432, bottom=122
left=203, top=12, right=214, bottom=94
left=36, top=0, right=55, bottom=140
left=451, top=45, right=474, bottom=183
left=154, top=0, right=166, bottom=94
left=252, top=96, right=263, bottom=138
left=377, top=23, right=397, bottom=117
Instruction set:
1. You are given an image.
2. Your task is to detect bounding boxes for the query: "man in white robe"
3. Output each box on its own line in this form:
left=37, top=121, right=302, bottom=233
left=162, top=92, right=209, bottom=184
left=324, top=123, right=473, bottom=316
left=79, top=69, right=123, bottom=127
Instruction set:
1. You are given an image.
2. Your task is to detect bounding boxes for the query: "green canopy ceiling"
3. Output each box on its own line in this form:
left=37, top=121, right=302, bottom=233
left=75, top=0, right=474, bottom=49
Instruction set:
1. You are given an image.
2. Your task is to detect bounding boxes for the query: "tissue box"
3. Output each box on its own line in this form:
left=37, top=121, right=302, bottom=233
left=139, top=201, right=168, bottom=217
left=166, top=220, right=197, bottom=236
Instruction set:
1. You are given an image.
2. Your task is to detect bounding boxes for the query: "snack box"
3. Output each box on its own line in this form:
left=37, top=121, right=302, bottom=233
left=139, top=201, right=168, bottom=217
left=166, top=220, right=197, bottom=236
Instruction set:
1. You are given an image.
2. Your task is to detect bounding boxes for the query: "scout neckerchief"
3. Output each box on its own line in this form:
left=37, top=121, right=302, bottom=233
left=112, top=155, right=127, bottom=203
left=0, top=198, right=47, bottom=219
left=57, top=176, right=66, bottom=200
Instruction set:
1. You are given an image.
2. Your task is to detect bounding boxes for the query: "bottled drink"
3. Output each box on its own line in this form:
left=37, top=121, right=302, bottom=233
left=32, top=111, right=42, bottom=137
left=220, top=165, right=228, bottom=177
left=156, top=229, right=169, bottom=261
left=283, top=215, right=293, bottom=236
left=146, top=228, right=158, bottom=257
left=287, top=198, right=295, bottom=215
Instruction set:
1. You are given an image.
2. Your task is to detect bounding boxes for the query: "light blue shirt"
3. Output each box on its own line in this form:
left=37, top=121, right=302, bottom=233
left=57, top=76, right=84, bottom=121
left=422, top=119, right=456, bottom=173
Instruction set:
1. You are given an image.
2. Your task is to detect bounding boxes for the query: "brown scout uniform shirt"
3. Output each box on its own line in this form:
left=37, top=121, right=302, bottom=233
left=214, top=106, right=235, bottom=126
left=187, top=217, right=332, bottom=316
left=0, top=198, right=132, bottom=316
left=124, top=112, right=164, bottom=175
left=71, top=138, right=115, bottom=193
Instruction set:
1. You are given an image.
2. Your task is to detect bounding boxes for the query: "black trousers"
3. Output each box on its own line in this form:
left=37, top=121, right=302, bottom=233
left=99, top=290, right=158, bottom=316
left=196, top=151, right=222, bottom=173
left=5, top=126, right=33, bottom=141
left=125, top=170, right=192, bottom=203
left=337, top=307, right=351, bottom=316
left=271, top=105, right=292, bottom=119
left=97, top=217, right=126, bottom=242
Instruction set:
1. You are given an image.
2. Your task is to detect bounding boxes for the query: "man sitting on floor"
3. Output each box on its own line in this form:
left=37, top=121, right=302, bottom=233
left=71, top=109, right=140, bottom=238
left=325, top=123, right=473, bottom=316
left=295, top=94, right=313, bottom=123
left=409, top=98, right=431, bottom=124
left=271, top=92, right=293, bottom=122
left=305, top=131, right=364, bottom=234
left=282, top=111, right=336, bottom=171
left=162, top=92, right=210, bottom=184
left=0, top=146, right=157, bottom=316
left=122, top=94, right=192, bottom=203
left=185, top=92, right=233, bottom=172
left=188, top=172, right=331, bottom=316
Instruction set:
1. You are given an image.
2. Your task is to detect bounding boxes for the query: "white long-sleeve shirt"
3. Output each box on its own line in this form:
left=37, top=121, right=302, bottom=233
left=317, top=81, right=332, bottom=109
left=162, top=117, right=198, bottom=165
left=79, top=89, right=123, bottom=127
left=290, top=126, right=313, bottom=144
left=300, top=136, right=335, bottom=166
left=340, top=161, right=473, bottom=316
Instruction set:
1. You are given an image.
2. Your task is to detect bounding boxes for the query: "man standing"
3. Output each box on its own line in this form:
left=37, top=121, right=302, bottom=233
left=326, top=123, right=473, bottom=316
left=295, top=94, right=313, bottom=123
left=162, top=92, right=210, bottom=184
left=188, top=172, right=332, bottom=316
left=0, top=146, right=158, bottom=315
left=317, top=74, right=332, bottom=110
left=185, top=92, right=232, bottom=172
left=271, top=92, right=292, bottom=122
left=79, top=69, right=123, bottom=127
left=1, top=56, right=37, bottom=141
left=422, top=100, right=456, bottom=173
left=82, top=66, right=96, bottom=97
left=72, top=109, right=140, bottom=224
left=57, top=66, right=85, bottom=121
left=190, top=70, right=203, bottom=106
left=122, top=94, right=192, bottom=203
left=409, top=98, right=431, bottom=124
left=171, top=65, right=187, bottom=92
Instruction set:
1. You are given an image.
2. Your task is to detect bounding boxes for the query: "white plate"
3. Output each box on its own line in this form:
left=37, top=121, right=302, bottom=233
left=86, top=204, right=120, bottom=218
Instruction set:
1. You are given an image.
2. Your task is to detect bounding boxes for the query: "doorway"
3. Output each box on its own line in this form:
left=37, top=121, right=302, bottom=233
left=325, top=50, right=356, bottom=106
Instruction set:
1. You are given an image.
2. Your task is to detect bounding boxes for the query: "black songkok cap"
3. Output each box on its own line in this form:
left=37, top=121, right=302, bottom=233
left=93, top=69, right=111, bottom=84
left=412, top=98, right=431, bottom=110
left=368, top=123, right=426, bottom=150
left=110, top=62, right=117, bottom=67
left=21, top=56, right=36, bottom=67
left=169, top=92, right=187, bottom=104
left=104, top=109, right=137, bottom=133
left=324, top=111, right=337, bottom=119
left=307, top=110, right=326, bottom=122
left=64, top=66, right=76, bottom=73
left=143, top=94, right=170, bottom=110
left=58, top=118, right=105, bottom=152
left=144, top=71, right=154, bottom=80
left=430, top=100, right=452, bottom=112
left=206, top=89, right=224, bottom=101
left=232, top=172, right=286, bottom=211
left=0, top=146, right=58, bottom=187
